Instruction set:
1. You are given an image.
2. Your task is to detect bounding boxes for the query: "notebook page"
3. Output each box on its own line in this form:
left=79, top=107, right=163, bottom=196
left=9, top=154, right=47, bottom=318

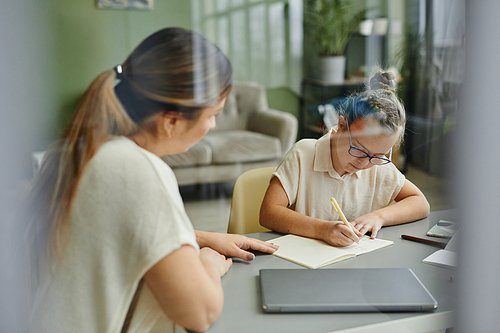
left=268, top=235, right=394, bottom=269
left=340, top=237, right=394, bottom=255
left=269, top=235, right=354, bottom=269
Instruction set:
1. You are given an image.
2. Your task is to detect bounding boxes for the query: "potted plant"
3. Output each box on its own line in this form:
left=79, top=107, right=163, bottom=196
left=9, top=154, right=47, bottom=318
left=305, top=0, right=366, bottom=84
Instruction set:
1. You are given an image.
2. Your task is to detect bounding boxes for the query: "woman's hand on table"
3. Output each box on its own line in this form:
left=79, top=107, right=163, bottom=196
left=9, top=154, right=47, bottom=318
left=199, top=247, right=233, bottom=277
left=195, top=231, right=279, bottom=261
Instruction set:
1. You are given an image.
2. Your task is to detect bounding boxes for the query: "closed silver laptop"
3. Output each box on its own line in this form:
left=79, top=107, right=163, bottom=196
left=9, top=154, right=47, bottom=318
left=259, top=268, right=438, bottom=313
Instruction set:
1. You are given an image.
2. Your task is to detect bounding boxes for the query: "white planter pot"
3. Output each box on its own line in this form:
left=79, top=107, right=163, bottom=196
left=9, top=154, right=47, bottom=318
left=319, top=56, right=346, bottom=84
left=359, top=19, right=374, bottom=36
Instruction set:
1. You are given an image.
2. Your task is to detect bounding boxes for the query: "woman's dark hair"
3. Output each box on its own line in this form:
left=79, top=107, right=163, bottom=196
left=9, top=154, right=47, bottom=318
left=115, top=27, right=233, bottom=123
left=25, top=27, right=232, bottom=263
left=339, top=71, right=406, bottom=142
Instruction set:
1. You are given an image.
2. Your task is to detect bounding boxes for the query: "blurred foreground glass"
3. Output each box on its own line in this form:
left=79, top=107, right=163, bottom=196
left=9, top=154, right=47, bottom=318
left=453, top=1, right=500, bottom=332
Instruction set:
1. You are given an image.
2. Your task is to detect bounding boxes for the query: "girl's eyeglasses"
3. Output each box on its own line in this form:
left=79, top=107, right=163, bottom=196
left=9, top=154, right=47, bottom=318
left=346, top=120, right=392, bottom=165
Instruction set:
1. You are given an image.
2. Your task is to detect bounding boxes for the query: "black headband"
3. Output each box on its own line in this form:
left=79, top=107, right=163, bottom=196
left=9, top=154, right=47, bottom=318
left=113, top=65, right=205, bottom=123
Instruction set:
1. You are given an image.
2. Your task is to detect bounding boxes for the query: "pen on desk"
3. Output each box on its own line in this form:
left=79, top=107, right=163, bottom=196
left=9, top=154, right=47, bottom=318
left=401, top=234, right=448, bottom=249
left=330, top=197, right=358, bottom=244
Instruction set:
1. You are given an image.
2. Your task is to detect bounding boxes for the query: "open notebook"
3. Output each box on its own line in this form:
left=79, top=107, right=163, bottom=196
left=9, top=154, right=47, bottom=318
left=422, top=230, right=459, bottom=269
left=268, top=234, right=394, bottom=269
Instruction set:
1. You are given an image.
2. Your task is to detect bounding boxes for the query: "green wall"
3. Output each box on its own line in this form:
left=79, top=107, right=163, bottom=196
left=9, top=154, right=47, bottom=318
left=267, top=86, right=300, bottom=140
left=5, top=0, right=299, bottom=185
left=3, top=0, right=171, bottom=181
left=51, top=0, right=193, bottom=136
left=267, top=87, right=299, bottom=119
left=43, top=0, right=299, bottom=140
left=51, top=0, right=298, bottom=138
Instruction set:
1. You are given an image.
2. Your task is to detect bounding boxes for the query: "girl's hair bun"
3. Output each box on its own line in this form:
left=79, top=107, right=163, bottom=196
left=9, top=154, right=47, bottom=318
left=369, top=71, right=397, bottom=92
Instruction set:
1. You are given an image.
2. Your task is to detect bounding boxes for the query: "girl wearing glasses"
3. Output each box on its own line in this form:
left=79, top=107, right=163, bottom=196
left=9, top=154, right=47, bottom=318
left=260, top=71, right=430, bottom=246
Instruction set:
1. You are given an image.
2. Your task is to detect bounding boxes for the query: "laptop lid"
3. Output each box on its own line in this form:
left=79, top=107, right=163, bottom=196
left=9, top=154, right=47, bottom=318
left=259, top=268, right=438, bottom=313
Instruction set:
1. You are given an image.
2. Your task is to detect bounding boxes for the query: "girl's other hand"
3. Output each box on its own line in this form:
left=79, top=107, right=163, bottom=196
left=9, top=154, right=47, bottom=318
left=350, top=214, right=384, bottom=239
left=199, top=247, right=233, bottom=277
left=322, top=221, right=362, bottom=247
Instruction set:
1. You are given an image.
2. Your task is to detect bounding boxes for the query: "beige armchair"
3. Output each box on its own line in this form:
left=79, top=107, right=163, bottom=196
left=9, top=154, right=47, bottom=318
left=161, top=81, right=297, bottom=186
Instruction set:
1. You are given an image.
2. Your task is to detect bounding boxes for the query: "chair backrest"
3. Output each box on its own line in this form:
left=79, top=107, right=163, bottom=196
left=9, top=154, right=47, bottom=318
left=214, top=81, right=268, bottom=132
left=227, top=166, right=276, bottom=234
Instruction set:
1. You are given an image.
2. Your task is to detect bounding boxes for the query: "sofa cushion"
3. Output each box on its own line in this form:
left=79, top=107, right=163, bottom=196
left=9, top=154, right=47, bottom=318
left=161, top=139, right=212, bottom=168
left=213, top=82, right=269, bottom=132
left=203, top=130, right=282, bottom=164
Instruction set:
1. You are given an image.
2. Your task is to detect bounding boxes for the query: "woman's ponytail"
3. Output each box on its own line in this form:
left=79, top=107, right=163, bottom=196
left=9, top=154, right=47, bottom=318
left=34, top=69, right=137, bottom=259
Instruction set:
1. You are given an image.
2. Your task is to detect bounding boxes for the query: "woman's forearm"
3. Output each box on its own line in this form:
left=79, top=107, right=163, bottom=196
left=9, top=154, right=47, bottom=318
left=144, top=245, right=227, bottom=332
left=195, top=230, right=213, bottom=248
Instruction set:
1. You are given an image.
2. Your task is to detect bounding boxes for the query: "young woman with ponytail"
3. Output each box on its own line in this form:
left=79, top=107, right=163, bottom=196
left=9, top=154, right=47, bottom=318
left=260, top=71, right=430, bottom=246
left=27, top=27, right=277, bottom=333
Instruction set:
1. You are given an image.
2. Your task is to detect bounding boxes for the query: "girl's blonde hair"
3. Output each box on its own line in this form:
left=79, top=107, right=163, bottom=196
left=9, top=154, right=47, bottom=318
left=339, top=71, right=406, bottom=144
left=25, top=28, right=232, bottom=267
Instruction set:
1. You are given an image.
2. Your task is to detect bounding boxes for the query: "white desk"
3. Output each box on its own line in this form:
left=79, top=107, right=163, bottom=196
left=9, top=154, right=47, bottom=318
left=206, top=210, right=457, bottom=333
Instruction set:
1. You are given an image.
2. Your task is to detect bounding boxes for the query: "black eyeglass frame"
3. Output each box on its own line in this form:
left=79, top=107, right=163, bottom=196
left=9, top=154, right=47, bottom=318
left=345, top=120, right=392, bottom=165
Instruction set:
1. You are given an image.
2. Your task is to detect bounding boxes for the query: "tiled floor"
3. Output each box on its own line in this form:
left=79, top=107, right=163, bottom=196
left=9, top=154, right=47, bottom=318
left=182, top=164, right=453, bottom=233
left=181, top=183, right=235, bottom=233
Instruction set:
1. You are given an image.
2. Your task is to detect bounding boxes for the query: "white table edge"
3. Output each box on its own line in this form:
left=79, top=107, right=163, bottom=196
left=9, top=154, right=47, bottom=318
left=328, top=310, right=453, bottom=333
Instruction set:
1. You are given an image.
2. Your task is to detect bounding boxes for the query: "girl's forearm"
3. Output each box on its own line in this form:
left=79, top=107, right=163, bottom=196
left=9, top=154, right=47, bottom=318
left=371, top=195, right=430, bottom=227
left=260, top=204, right=327, bottom=240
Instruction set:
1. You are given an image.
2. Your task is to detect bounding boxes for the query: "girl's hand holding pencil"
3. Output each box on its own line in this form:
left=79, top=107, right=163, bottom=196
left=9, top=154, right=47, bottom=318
left=329, top=197, right=362, bottom=245
left=321, top=221, right=362, bottom=247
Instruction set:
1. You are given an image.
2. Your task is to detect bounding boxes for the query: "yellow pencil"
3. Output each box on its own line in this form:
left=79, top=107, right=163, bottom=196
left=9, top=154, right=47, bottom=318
left=330, top=197, right=358, bottom=244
